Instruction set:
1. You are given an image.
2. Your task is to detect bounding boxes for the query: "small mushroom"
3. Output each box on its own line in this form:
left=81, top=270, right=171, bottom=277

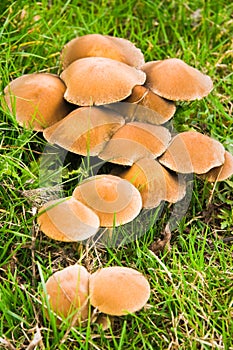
left=72, top=175, right=142, bottom=227
left=45, top=264, right=90, bottom=325
left=3, top=73, right=72, bottom=131
left=125, top=85, right=176, bottom=124
left=89, top=266, right=150, bottom=316
left=60, top=57, right=146, bottom=106
left=159, top=131, right=225, bottom=174
left=43, top=106, right=125, bottom=155
left=99, top=122, right=171, bottom=165
left=200, top=150, right=233, bottom=182
left=37, top=197, right=100, bottom=241
left=141, top=58, right=213, bottom=101
left=118, top=158, right=186, bottom=208
left=61, top=34, right=145, bottom=69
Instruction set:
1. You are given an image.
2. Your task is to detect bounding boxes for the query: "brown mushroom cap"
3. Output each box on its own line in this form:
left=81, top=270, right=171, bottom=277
left=43, top=106, right=125, bottom=155
left=200, top=151, right=233, bottom=182
left=45, top=264, right=90, bottom=324
left=61, top=34, right=145, bottom=69
left=159, top=131, right=225, bottom=174
left=3, top=73, right=71, bottom=131
left=89, top=266, right=150, bottom=316
left=72, top=175, right=142, bottom=227
left=37, top=197, right=100, bottom=241
left=60, top=57, right=146, bottom=106
left=119, top=158, right=186, bottom=208
left=98, top=122, right=171, bottom=165
left=141, top=58, right=213, bottom=101
left=125, top=85, right=176, bottom=124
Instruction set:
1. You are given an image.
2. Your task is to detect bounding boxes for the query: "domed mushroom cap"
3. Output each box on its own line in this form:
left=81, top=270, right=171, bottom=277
left=3, top=73, right=71, bottom=131
left=159, top=131, right=225, bottom=174
left=200, top=151, right=233, bottom=182
left=141, top=58, right=213, bottom=101
left=37, top=197, right=100, bottom=242
left=89, top=266, right=150, bottom=316
left=125, top=85, right=176, bottom=124
left=99, top=122, right=171, bottom=165
left=72, top=175, right=142, bottom=227
left=61, top=34, right=145, bottom=69
left=45, top=264, right=90, bottom=324
left=119, top=158, right=186, bottom=208
left=60, top=57, right=146, bottom=106
left=43, top=106, right=125, bottom=156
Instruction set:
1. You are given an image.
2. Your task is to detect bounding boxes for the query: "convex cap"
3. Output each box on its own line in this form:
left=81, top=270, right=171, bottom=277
left=72, top=175, right=142, bottom=227
left=3, top=73, right=71, bottom=131
left=125, top=85, right=176, bottom=124
left=89, top=266, right=150, bottom=316
left=60, top=57, right=146, bottom=106
left=37, top=197, right=100, bottom=241
left=119, top=158, right=186, bottom=208
left=141, top=58, right=213, bottom=101
left=43, top=106, right=125, bottom=156
left=99, top=122, right=171, bottom=165
left=159, top=131, right=225, bottom=174
left=45, top=264, right=90, bottom=325
left=61, top=34, right=145, bottom=69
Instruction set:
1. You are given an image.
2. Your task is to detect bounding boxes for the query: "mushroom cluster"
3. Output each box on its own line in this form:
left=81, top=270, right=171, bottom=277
left=44, top=264, right=150, bottom=324
left=38, top=174, right=143, bottom=241
left=2, top=33, right=233, bottom=243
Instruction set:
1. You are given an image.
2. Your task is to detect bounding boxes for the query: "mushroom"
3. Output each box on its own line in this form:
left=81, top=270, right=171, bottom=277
left=60, top=57, right=146, bottom=106
left=141, top=58, right=213, bottom=101
left=61, top=34, right=145, bottom=69
left=45, top=264, right=90, bottom=325
left=199, top=150, right=233, bottom=182
left=3, top=73, right=72, bottom=131
left=118, top=158, right=186, bottom=208
left=43, top=106, right=125, bottom=155
left=72, top=175, right=142, bottom=227
left=159, top=131, right=225, bottom=174
left=89, top=266, right=150, bottom=316
left=98, top=121, right=171, bottom=165
left=125, top=85, right=176, bottom=124
left=37, top=197, right=100, bottom=241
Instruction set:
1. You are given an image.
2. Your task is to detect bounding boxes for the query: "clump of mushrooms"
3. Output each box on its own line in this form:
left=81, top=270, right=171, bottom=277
left=2, top=33, right=233, bottom=331
left=44, top=264, right=150, bottom=324
left=2, top=33, right=233, bottom=241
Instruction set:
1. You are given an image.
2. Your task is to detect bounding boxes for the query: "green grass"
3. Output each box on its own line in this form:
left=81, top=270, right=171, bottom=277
left=0, top=0, right=233, bottom=349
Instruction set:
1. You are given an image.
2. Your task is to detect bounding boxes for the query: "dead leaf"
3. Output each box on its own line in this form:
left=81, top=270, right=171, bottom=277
left=149, top=223, right=171, bottom=255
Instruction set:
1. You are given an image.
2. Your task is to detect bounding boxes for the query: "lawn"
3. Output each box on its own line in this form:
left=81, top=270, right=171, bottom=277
left=0, top=0, right=233, bottom=349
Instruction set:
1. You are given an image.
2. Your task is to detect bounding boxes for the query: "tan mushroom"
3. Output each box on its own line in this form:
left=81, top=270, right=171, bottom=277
left=200, top=150, right=233, bottom=182
left=3, top=73, right=72, bottom=131
left=99, top=122, right=171, bottom=165
left=119, top=158, right=186, bottom=208
left=60, top=57, right=146, bottom=106
left=37, top=197, right=100, bottom=241
left=61, top=34, right=145, bottom=69
left=72, top=175, right=142, bottom=227
left=125, top=85, right=176, bottom=124
left=159, top=131, right=225, bottom=174
left=45, top=264, right=90, bottom=325
left=141, top=58, right=213, bottom=101
left=43, top=106, right=125, bottom=155
left=89, top=266, right=150, bottom=316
